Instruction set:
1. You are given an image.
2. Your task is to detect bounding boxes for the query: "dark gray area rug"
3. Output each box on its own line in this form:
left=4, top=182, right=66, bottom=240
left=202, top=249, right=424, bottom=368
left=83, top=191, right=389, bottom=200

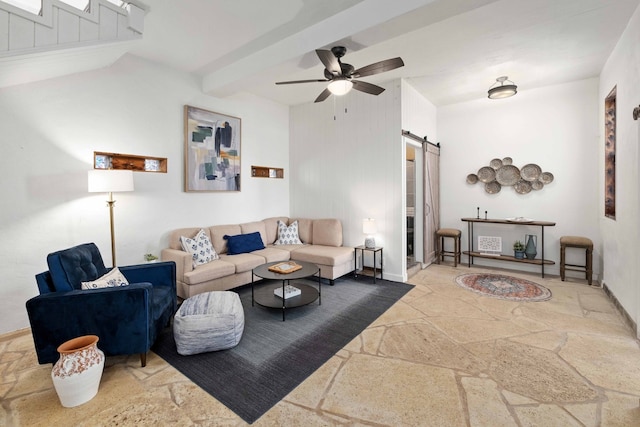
left=152, top=276, right=414, bottom=424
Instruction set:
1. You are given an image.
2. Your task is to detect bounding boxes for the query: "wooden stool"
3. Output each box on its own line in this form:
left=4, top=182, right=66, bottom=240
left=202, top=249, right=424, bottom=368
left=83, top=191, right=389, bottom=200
left=436, top=228, right=461, bottom=267
left=560, top=236, right=593, bottom=285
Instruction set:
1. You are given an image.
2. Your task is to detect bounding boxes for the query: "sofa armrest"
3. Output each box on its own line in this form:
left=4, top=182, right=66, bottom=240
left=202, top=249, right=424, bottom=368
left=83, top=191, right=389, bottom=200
left=161, top=248, right=191, bottom=281
left=26, top=283, right=154, bottom=364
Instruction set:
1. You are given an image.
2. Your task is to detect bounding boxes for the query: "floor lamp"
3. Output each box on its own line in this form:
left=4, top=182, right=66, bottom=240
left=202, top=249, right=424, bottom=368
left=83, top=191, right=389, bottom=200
left=88, top=170, right=134, bottom=267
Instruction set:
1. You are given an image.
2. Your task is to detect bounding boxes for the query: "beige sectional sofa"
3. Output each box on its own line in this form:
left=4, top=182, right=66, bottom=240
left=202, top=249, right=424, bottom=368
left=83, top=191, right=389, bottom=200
left=162, top=217, right=354, bottom=299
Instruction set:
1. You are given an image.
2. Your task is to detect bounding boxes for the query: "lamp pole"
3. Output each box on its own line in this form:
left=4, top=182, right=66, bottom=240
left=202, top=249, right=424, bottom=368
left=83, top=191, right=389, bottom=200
left=88, top=169, right=134, bottom=268
left=107, top=192, right=116, bottom=267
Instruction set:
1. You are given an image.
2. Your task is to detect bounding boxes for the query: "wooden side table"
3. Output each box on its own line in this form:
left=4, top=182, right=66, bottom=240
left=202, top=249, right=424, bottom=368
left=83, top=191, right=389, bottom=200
left=354, top=246, right=383, bottom=283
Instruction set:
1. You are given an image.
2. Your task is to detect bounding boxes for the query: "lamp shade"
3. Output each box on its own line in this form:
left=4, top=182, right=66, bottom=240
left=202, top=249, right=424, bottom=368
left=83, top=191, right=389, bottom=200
left=88, top=170, right=134, bottom=193
left=362, top=218, right=377, bottom=234
left=328, top=79, right=353, bottom=96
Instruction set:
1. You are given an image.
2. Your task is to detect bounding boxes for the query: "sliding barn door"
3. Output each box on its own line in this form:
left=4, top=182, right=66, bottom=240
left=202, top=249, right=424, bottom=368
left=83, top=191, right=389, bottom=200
left=423, top=143, right=440, bottom=264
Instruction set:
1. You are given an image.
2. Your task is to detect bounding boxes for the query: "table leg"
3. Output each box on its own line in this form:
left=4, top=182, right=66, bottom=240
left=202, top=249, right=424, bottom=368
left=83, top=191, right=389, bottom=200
left=467, top=222, right=472, bottom=267
left=354, top=248, right=358, bottom=279
left=541, top=226, right=545, bottom=278
left=318, top=270, right=321, bottom=305
left=251, top=271, right=255, bottom=307
left=373, top=250, right=377, bottom=284
left=282, top=279, right=286, bottom=321
left=381, top=248, right=383, bottom=280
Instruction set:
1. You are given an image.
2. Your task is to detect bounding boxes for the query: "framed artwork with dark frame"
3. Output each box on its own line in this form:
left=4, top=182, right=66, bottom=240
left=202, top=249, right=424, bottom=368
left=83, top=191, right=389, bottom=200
left=604, top=86, right=616, bottom=219
left=184, top=105, right=241, bottom=192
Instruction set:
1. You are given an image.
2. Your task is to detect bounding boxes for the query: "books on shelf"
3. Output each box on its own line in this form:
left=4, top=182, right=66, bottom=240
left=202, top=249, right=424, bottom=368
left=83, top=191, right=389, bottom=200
left=274, top=285, right=301, bottom=299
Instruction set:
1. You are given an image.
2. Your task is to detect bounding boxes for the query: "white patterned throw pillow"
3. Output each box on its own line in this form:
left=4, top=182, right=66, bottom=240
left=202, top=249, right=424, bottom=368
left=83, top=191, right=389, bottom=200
left=274, top=220, right=303, bottom=245
left=180, top=229, right=219, bottom=268
left=81, top=267, right=129, bottom=289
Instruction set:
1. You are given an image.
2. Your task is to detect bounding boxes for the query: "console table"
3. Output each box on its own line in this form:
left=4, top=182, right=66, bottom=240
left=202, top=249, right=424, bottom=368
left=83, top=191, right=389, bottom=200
left=461, top=218, right=556, bottom=278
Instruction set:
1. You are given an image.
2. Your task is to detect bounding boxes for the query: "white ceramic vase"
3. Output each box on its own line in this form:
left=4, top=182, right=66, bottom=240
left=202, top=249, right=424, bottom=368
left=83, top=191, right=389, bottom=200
left=51, top=335, right=105, bottom=408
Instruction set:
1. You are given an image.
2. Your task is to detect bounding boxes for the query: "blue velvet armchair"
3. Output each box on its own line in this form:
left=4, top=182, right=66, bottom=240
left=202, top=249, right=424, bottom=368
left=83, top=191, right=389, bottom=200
left=26, top=243, right=177, bottom=367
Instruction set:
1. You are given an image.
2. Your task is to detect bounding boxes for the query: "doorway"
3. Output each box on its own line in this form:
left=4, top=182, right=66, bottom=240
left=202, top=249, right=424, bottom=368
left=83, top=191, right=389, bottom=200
left=406, top=142, right=423, bottom=271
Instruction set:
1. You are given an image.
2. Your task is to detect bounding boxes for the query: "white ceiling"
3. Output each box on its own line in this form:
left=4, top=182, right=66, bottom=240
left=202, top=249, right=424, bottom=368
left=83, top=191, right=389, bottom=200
left=8, top=0, right=640, bottom=106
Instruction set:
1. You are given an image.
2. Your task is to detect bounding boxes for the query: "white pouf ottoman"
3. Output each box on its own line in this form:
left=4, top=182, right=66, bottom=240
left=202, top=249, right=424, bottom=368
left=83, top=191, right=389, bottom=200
left=173, top=291, right=244, bottom=355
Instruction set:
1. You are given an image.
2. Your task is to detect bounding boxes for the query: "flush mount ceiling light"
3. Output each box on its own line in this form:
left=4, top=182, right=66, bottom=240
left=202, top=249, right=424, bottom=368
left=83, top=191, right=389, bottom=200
left=488, top=76, right=517, bottom=99
left=327, top=78, right=353, bottom=96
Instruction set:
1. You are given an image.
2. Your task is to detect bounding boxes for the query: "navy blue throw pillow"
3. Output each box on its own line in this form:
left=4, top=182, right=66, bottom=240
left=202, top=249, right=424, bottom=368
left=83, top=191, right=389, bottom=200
left=224, top=232, right=265, bottom=255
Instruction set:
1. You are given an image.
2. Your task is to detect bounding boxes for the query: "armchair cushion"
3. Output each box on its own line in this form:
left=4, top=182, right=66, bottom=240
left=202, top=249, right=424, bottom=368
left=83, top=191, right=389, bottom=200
left=46, top=243, right=107, bottom=292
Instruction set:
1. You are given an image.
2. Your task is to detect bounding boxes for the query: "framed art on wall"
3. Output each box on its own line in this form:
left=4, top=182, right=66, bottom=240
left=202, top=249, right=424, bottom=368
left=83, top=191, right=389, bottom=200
left=604, top=87, right=616, bottom=219
left=184, top=105, right=241, bottom=192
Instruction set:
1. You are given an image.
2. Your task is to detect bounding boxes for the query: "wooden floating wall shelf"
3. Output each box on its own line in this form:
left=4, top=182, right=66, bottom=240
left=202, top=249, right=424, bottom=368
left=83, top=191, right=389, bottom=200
left=94, top=151, right=167, bottom=173
left=251, top=165, right=284, bottom=178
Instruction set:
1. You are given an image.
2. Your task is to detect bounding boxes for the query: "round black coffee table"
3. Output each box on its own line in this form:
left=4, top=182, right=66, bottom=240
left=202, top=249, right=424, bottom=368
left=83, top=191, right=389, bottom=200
left=251, top=261, right=321, bottom=321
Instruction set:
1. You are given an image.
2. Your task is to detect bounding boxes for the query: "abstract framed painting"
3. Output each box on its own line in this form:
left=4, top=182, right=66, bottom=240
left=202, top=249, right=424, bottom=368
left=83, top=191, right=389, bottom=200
left=184, top=105, right=241, bottom=192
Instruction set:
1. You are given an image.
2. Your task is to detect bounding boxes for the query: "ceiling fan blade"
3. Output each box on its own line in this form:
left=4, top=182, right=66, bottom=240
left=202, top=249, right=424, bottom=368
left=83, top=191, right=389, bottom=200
left=314, top=88, right=332, bottom=103
left=352, top=80, right=385, bottom=96
left=316, top=49, right=342, bottom=76
left=353, top=57, right=404, bottom=78
left=275, top=79, right=328, bottom=85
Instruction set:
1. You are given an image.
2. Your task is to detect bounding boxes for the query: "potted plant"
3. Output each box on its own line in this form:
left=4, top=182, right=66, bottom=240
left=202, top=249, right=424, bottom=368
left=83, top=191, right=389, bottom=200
left=513, top=241, right=525, bottom=259
left=144, top=253, right=159, bottom=263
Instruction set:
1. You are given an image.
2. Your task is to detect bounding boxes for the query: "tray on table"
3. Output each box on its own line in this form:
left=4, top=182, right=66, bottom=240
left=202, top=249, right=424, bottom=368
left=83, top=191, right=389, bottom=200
left=268, top=261, right=302, bottom=274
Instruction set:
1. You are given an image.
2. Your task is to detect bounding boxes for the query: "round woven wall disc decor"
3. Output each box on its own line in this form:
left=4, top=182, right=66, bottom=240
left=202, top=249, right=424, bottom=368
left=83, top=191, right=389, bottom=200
left=531, top=180, right=544, bottom=190
left=495, top=165, right=520, bottom=186
left=520, top=164, right=542, bottom=181
left=502, top=157, right=513, bottom=165
left=514, top=179, right=532, bottom=194
left=466, top=174, right=478, bottom=184
left=455, top=273, right=552, bottom=301
left=477, top=166, right=496, bottom=183
left=490, top=158, right=503, bottom=169
left=540, top=172, right=554, bottom=184
left=485, top=181, right=501, bottom=194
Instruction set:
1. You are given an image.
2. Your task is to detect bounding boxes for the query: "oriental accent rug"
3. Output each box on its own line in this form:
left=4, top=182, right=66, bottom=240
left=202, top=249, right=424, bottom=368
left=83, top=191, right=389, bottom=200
left=455, top=273, right=551, bottom=302
left=152, top=276, right=414, bottom=424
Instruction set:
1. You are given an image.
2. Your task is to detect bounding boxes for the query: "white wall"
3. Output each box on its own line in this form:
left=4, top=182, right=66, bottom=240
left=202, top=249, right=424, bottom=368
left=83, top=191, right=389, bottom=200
left=401, top=80, right=437, bottom=141
left=290, top=80, right=405, bottom=281
left=0, top=54, right=290, bottom=334
left=599, top=4, right=640, bottom=336
left=438, top=78, right=600, bottom=277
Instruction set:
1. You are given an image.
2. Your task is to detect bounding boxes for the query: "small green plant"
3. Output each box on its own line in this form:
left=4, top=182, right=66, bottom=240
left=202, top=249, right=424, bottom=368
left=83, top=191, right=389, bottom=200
left=144, top=253, right=158, bottom=262
left=513, top=240, right=525, bottom=251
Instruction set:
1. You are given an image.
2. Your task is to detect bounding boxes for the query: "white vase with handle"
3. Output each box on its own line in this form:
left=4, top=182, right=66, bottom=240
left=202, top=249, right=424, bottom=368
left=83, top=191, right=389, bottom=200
left=51, top=335, right=105, bottom=408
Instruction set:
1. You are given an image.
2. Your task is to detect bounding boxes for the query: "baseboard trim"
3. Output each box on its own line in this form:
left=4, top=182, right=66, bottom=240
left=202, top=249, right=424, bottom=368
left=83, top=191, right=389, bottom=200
left=602, top=282, right=638, bottom=337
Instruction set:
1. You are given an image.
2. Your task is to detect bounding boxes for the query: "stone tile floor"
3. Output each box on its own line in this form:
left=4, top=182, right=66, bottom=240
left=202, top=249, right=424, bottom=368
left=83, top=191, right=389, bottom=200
left=2, top=264, right=640, bottom=426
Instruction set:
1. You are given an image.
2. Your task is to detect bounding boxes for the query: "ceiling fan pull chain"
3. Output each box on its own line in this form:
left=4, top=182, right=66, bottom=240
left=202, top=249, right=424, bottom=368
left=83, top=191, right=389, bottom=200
left=333, top=96, right=336, bottom=120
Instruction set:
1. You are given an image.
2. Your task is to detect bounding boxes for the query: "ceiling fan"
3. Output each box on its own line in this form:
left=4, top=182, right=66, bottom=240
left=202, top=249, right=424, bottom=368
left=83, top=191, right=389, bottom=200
left=275, top=46, right=404, bottom=103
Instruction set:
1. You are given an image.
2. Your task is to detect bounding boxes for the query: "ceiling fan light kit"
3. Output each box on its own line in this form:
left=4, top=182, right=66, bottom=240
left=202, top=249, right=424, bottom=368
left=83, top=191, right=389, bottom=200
left=328, top=78, right=353, bottom=95
left=275, top=46, right=404, bottom=103
left=488, top=76, right=518, bottom=99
